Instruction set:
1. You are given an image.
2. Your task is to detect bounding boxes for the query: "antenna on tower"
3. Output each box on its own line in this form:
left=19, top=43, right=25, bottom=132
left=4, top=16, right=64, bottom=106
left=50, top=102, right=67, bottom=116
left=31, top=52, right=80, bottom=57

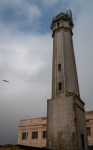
left=66, top=9, right=72, bottom=19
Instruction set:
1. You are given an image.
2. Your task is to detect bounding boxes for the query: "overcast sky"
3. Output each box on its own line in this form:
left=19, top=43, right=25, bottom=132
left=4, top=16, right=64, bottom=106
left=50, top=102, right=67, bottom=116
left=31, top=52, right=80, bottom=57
left=0, top=0, right=93, bottom=145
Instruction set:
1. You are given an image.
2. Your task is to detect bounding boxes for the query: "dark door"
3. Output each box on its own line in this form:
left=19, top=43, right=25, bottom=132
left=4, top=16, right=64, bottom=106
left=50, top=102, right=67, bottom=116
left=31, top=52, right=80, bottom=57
left=81, top=134, right=85, bottom=149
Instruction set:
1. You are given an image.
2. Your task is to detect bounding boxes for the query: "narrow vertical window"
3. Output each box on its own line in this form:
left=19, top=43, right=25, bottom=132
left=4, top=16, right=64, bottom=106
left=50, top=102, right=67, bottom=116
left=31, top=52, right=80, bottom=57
left=57, top=22, right=60, bottom=28
left=42, top=131, right=47, bottom=138
left=87, top=127, right=91, bottom=136
left=58, top=82, right=62, bottom=91
left=58, top=64, right=61, bottom=71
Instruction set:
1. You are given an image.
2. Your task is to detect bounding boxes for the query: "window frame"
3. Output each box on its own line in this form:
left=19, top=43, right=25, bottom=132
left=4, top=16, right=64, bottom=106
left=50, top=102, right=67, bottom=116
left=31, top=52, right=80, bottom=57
left=58, top=82, right=62, bottom=91
left=42, top=131, right=47, bottom=139
left=87, top=127, right=91, bottom=136
left=32, top=131, right=38, bottom=139
left=22, top=132, right=28, bottom=140
left=58, top=64, right=61, bottom=71
left=57, top=22, right=60, bottom=28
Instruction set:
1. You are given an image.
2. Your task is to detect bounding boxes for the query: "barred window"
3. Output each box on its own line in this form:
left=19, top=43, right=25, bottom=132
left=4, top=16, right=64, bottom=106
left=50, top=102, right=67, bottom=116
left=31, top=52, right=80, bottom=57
left=87, top=127, right=91, bottom=136
left=32, top=131, right=38, bottom=139
left=22, top=132, right=28, bottom=139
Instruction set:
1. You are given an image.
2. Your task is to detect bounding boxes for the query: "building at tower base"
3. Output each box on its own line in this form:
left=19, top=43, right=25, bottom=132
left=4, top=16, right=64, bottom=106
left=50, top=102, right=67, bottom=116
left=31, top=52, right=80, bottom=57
left=47, top=10, right=88, bottom=150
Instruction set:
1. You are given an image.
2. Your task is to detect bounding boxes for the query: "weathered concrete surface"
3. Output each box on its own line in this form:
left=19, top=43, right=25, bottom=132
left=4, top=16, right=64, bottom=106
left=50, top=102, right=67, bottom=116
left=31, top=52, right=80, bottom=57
left=47, top=11, right=88, bottom=150
left=85, top=111, right=93, bottom=147
left=18, top=117, right=47, bottom=147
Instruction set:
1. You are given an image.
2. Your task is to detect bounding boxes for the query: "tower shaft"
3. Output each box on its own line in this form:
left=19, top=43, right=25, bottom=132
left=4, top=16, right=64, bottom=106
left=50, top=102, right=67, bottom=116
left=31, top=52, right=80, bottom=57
left=52, top=12, right=79, bottom=98
left=47, top=11, right=88, bottom=150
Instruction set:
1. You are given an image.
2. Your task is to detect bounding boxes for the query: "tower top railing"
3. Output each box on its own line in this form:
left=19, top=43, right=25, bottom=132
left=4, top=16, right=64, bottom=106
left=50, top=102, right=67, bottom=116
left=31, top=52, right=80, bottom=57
left=51, top=9, right=73, bottom=29
left=53, top=9, right=72, bottom=21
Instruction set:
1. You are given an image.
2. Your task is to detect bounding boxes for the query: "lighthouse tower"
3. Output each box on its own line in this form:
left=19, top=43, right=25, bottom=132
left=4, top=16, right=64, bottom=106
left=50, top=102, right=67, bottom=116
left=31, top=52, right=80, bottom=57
left=47, top=10, right=88, bottom=150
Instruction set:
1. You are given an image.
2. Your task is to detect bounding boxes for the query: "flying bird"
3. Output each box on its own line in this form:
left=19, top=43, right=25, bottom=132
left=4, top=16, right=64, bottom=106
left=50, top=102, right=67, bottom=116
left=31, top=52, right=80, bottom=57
left=2, top=80, right=9, bottom=83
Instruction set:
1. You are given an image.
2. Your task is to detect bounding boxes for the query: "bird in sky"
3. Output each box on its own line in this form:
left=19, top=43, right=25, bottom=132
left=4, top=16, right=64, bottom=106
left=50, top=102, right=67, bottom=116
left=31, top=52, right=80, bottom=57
left=2, top=80, right=9, bottom=83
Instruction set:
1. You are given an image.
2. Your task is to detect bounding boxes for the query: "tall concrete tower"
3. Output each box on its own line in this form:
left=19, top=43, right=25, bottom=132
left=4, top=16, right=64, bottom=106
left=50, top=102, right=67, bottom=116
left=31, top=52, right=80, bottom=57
left=47, top=10, right=88, bottom=150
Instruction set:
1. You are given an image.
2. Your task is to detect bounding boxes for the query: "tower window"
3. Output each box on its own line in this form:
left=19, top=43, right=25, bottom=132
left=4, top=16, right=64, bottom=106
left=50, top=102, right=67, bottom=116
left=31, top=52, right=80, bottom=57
left=87, top=127, right=91, bottom=136
left=57, top=22, right=60, bottom=28
left=58, top=64, right=61, bottom=71
left=58, top=82, right=62, bottom=91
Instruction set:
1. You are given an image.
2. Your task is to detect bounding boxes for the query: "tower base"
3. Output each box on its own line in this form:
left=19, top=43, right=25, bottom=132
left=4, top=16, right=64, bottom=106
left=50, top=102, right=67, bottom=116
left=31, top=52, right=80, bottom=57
left=47, top=93, right=88, bottom=150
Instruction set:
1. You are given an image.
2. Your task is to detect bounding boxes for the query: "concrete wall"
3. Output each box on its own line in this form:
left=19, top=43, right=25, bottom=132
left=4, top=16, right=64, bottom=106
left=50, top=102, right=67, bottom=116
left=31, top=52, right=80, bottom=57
left=51, top=13, right=80, bottom=99
left=18, top=114, right=92, bottom=148
left=85, top=111, right=93, bottom=146
left=75, top=95, right=88, bottom=149
left=47, top=94, right=78, bottom=149
left=18, top=117, right=47, bottom=148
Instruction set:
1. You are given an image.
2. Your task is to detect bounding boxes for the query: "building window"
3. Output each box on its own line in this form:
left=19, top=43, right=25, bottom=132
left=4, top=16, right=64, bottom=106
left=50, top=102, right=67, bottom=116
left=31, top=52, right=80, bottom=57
left=42, top=131, right=47, bottom=138
left=32, top=131, right=38, bottom=139
left=58, top=64, right=61, bottom=71
left=58, top=82, right=62, bottom=90
left=87, top=127, right=91, bottom=136
left=22, top=132, right=28, bottom=139
left=57, top=22, right=60, bottom=28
